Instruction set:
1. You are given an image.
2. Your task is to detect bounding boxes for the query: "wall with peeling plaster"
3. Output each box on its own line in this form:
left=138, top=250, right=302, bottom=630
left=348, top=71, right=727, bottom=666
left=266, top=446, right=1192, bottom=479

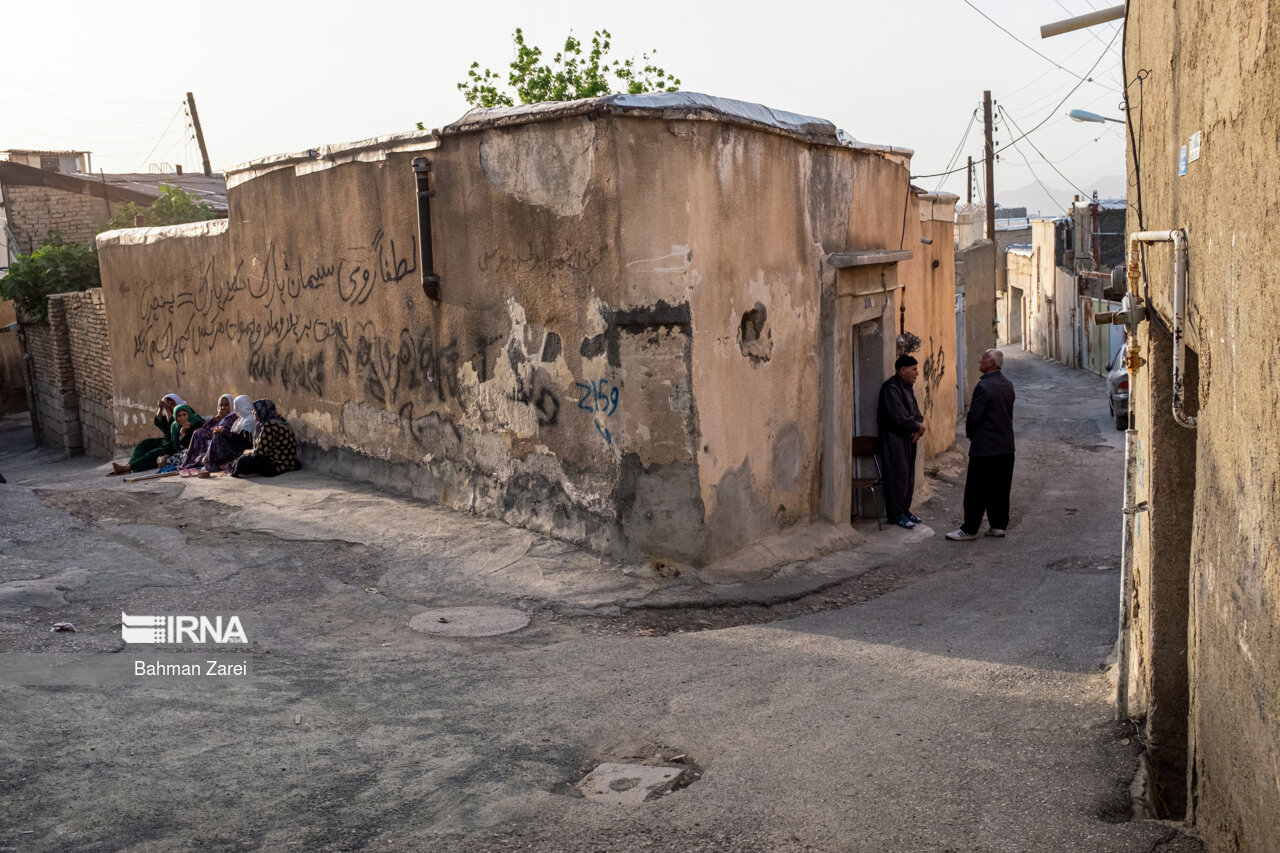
left=898, top=192, right=958, bottom=460
left=98, top=100, right=926, bottom=569
left=1124, top=0, right=1280, bottom=841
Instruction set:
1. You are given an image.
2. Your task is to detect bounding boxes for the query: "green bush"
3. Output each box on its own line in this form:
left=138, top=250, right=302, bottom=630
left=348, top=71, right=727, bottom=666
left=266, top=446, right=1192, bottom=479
left=100, top=184, right=217, bottom=232
left=0, top=233, right=101, bottom=325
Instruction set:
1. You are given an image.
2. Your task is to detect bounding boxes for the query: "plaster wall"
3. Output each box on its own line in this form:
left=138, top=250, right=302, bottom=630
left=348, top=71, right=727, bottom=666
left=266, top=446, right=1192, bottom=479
left=1001, top=251, right=1033, bottom=347
left=898, top=193, right=958, bottom=459
left=0, top=300, right=25, bottom=414
left=1126, top=0, right=1280, bottom=840
left=954, top=239, right=996, bottom=408
left=99, top=110, right=905, bottom=567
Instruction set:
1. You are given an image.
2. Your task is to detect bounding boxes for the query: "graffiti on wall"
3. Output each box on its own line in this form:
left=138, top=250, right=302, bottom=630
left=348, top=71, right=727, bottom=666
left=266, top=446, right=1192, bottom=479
left=918, top=335, right=947, bottom=420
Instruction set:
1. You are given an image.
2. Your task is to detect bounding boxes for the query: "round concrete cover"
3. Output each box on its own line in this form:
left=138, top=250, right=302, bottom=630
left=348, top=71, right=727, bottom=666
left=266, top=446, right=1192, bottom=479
left=408, top=606, right=530, bottom=637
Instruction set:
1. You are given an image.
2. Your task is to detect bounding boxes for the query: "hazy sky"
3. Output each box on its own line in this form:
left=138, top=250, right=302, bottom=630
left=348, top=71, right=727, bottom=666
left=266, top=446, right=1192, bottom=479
left=1, top=0, right=1127, bottom=213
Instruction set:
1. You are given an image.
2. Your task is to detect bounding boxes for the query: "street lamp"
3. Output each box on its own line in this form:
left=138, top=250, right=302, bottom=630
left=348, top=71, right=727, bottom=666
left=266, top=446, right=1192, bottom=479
left=1068, top=109, right=1125, bottom=124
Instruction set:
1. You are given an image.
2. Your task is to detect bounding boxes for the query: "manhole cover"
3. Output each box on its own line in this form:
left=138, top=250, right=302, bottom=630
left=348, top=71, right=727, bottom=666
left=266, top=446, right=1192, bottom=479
left=408, top=607, right=530, bottom=637
left=576, top=762, right=687, bottom=804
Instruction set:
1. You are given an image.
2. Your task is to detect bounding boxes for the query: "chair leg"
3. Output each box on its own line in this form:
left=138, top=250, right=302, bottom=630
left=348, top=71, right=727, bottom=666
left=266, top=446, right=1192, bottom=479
left=874, top=485, right=883, bottom=530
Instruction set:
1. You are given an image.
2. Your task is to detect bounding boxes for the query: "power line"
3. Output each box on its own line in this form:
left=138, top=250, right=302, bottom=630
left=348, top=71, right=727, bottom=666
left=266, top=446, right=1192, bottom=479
left=995, top=26, right=1121, bottom=153
left=997, top=104, right=1089, bottom=197
left=136, top=107, right=186, bottom=172
left=0, top=80, right=174, bottom=107
left=961, top=0, right=1121, bottom=94
left=932, top=108, right=980, bottom=192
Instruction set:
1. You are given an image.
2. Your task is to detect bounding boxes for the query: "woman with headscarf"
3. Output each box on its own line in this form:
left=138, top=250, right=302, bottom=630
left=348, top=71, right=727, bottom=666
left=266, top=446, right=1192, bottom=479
left=180, top=394, right=236, bottom=475
left=229, top=399, right=301, bottom=478
left=110, top=393, right=184, bottom=476
left=204, top=395, right=259, bottom=473
left=162, top=404, right=205, bottom=469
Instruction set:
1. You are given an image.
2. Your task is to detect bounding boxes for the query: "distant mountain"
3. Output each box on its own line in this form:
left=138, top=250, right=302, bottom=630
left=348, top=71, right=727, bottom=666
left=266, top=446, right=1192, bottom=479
left=996, top=174, right=1127, bottom=218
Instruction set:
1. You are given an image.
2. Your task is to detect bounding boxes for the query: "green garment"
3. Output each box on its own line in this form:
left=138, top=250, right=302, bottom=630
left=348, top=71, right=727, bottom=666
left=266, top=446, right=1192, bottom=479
left=169, top=405, right=205, bottom=450
left=129, top=411, right=176, bottom=471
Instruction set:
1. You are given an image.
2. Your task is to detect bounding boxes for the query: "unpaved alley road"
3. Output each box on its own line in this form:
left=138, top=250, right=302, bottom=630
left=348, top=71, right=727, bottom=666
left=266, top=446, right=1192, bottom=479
left=0, top=350, right=1200, bottom=852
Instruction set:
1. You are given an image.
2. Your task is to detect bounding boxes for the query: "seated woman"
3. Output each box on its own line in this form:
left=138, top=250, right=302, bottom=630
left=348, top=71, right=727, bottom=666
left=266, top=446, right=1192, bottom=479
left=204, top=395, right=258, bottom=473
left=110, top=393, right=183, bottom=475
left=162, top=404, right=205, bottom=470
left=229, top=399, right=301, bottom=478
left=180, top=394, right=236, bottom=475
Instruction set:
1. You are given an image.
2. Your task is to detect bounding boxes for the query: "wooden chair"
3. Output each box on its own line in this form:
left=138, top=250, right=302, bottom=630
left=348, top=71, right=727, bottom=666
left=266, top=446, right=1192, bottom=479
left=850, top=436, right=884, bottom=529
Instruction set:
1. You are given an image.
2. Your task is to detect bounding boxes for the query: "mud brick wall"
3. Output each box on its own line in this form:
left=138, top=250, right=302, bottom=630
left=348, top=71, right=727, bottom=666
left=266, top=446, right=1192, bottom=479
left=18, top=289, right=115, bottom=459
left=21, top=304, right=81, bottom=456
left=5, top=184, right=113, bottom=253
left=61, top=289, right=114, bottom=458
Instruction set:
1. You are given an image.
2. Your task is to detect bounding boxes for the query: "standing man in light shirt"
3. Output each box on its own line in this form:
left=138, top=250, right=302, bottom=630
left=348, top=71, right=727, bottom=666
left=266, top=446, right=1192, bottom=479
left=947, top=349, right=1016, bottom=541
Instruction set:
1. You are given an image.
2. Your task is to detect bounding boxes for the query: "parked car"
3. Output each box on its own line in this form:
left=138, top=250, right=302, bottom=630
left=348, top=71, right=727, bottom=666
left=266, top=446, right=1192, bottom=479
left=1106, top=343, right=1130, bottom=430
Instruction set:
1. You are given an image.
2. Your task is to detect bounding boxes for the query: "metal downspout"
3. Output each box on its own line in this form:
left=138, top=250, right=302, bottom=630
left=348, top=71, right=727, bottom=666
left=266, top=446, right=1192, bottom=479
left=1169, top=230, right=1196, bottom=428
left=1108, top=228, right=1194, bottom=718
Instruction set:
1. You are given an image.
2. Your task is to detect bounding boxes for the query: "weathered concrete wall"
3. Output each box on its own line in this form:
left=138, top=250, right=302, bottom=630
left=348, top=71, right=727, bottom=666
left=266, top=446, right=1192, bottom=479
left=1001, top=249, right=1033, bottom=348
left=954, top=239, right=995, bottom=408
left=1126, top=0, right=1280, bottom=841
left=99, top=106, right=909, bottom=567
left=899, top=192, right=958, bottom=459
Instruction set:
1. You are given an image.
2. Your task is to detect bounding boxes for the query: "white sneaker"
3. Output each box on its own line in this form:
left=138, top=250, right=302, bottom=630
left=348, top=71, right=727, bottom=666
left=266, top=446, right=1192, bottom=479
left=945, top=529, right=977, bottom=541
left=985, top=528, right=1006, bottom=537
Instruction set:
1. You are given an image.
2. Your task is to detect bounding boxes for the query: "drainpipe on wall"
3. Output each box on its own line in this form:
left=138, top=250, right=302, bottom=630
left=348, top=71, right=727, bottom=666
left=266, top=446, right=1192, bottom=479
left=1096, top=227, right=1192, bottom=719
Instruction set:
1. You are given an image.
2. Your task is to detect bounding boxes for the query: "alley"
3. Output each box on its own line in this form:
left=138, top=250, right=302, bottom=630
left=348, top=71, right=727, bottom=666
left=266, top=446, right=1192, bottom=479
left=0, top=350, right=1200, bottom=852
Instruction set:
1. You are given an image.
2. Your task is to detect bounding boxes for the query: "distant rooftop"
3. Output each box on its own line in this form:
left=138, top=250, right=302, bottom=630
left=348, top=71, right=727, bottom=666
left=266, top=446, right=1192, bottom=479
left=86, top=172, right=228, bottom=213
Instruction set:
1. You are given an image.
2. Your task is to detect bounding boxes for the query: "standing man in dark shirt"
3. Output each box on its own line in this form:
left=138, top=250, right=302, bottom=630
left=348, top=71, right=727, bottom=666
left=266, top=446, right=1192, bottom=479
left=878, top=355, right=927, bottom=529
left=947, top=349, right=1016, bottom=540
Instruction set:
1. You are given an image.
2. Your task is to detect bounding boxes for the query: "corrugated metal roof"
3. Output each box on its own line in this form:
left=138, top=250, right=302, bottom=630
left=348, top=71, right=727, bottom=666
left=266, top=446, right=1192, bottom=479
left=80, top=172, right=227, bottom=213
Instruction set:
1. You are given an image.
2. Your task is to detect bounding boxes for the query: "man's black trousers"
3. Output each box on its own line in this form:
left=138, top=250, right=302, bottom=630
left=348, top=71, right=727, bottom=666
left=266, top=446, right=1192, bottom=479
left=961, top=453, right=1015, bottom=535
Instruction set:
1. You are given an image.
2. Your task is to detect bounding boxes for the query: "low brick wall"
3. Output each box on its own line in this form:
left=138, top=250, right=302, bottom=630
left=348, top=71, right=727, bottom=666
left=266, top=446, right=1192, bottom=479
left=19, top=288, right=114, bottom=459
left=63, top=289, right=114, bottom=458
left=5, top=184, right=112, bottom=253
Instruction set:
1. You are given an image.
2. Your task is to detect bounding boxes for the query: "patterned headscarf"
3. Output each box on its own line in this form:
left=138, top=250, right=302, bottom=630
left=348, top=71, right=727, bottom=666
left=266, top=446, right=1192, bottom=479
left=162, top=393, right=186, bottom=407
left=252, top=399, right=286, bottom=426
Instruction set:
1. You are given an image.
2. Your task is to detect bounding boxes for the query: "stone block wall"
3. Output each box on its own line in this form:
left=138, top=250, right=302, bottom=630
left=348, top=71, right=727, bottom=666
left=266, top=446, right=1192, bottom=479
left=21, top=308, right=80, bottom=456
left=5, top=184, right=113, bottom=253
left=62, top=290, right=114, bottom=458
left=19, top=288, right=114, bottom=459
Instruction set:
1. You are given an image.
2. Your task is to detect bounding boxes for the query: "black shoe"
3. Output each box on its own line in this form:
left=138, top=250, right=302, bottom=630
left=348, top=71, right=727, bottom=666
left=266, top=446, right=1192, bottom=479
left=894, top=517, right=916, bottom=529
left=905, top=513, right=922, bottom=524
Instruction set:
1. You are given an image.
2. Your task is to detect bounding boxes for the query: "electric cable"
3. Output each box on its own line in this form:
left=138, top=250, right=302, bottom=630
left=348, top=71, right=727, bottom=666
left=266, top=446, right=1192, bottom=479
left=136, top=107, right=186, bottom=172
left=933, top=108, right=980, bottom=192
left=997, top=104, right=1089, bottom=197
left=961, top=0, right=1121, bottom=93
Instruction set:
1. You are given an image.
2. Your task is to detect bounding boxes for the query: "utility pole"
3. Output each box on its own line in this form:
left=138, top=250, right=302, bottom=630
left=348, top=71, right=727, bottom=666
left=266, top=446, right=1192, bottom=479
left=967, top=156, right=973, bottom=205
left=186, top=91, right=212, bottom=177
left=983, top=90, right=996, bottom=243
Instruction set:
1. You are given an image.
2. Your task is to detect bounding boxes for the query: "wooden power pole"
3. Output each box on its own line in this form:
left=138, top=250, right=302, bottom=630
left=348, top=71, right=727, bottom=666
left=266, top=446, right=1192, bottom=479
left=983, top=90, right=995, bottom=242
left=186, top=91, right=212, bottom=177
left=967, top=156, right=973, bottom=205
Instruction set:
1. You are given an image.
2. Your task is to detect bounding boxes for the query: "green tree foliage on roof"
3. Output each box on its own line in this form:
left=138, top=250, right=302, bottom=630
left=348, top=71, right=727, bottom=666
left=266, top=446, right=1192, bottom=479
left=0, top=233, right=100, bottom=325
left=99, top=184, right=217, bottom=233
left=458, top=28, right=681, bottom=108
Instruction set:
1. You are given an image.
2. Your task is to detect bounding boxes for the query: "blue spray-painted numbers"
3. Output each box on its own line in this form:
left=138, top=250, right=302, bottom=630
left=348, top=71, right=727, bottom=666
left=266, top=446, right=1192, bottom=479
left=575, top=380, right=619, bottom=415
left=576, top=379, right=620, bottom=445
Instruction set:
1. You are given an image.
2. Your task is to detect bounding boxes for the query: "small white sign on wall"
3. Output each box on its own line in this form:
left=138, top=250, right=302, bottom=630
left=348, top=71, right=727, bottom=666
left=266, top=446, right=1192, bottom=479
left=1179, top=145, right=1188, bottom=176
left=1189, top=131, right=1202, bottom=162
